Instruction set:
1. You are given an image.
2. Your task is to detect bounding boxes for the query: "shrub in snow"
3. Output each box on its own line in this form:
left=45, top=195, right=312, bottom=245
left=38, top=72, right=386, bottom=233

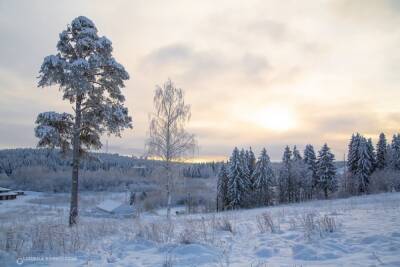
left=0, top=218, right=127, bottom=256
left=318, top=215, right=336, bottom=234
left=162, top=252, right=176, bottom=267
left=212, top=216, right=234, bottom=233
left=256, top=212, right=280, bottom=233
left=300, top=212, right=318, bottom=240
left=300, top=212, right=338, bottom=240
left=179, top=226, right=198, bottom=245
left=135, top=220, right=175, bottom=244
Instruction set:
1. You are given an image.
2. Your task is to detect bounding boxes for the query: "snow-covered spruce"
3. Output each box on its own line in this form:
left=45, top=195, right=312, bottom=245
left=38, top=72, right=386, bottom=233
left=376, top=132, right=388, bottom=170
left=303, top=144, right=317, bottom=198
left=217, top=164, right=229, bottom=211
left=316, top=143, right=337, bottom=198
left=227, top=147, right=251, bottom=209
left=251, top=148, right=275, bottom=206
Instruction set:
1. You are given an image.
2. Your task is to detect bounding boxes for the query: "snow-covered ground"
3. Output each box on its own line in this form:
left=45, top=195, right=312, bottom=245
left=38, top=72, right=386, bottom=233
left=1, top=192, right=400, bottom=266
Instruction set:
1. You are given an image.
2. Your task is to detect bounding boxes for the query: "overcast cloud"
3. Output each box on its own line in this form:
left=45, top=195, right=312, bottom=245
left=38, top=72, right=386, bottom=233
left=0, top=0, right=399, bottom=161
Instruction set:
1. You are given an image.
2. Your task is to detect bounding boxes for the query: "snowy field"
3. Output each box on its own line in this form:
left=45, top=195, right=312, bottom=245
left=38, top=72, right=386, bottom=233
left=1, top=192, right=400, bottom=267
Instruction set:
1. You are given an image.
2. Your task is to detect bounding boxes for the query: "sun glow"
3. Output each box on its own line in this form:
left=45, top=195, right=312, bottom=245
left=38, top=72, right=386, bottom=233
left=253, top=106, right=296, bottom=131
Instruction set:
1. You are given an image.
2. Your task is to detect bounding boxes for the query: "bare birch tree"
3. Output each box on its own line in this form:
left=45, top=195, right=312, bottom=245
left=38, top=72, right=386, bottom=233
left=146, top=79, right=196, bottom=218
left=35, top=16, right=132, bottom=226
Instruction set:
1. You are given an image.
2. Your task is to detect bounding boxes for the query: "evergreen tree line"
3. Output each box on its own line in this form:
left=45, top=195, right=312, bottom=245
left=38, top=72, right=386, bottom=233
left=182, top=162, right=221, bottom=178
left=0, top=148, right=153, bottom=177
left=217, top=144, right=337, bottom=210
left=346, top=132, right=400, bottom=194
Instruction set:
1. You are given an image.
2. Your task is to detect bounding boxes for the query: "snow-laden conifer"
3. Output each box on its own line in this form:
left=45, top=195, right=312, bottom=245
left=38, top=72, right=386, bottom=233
left=247, top=147, right=256, bottom=177
left=376, top=133, right=387, bottom=170
left=227, top=148, right=251, bottom=208
left=357, top=137, right=374, bottom=193
left=278, top=146, right=292, bottom=203
left=252, top=148, right=275, bottom=206
left=391, top=134, right=400, bottom=170
left=292, top=145, right=302, bottom=162
left=36, top=16, right=132, bottom=225
left=347, top=133, right=361, bottom=176
left=217, top=164, right=229, bottom=211
left=303, top=144, right=317, bottom=195
left=316, top=143, right=337, bottom=198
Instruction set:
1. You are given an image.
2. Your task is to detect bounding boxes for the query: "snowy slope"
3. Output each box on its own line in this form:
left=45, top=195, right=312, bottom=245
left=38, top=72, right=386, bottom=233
left=1, top=192, right=400, bottom=266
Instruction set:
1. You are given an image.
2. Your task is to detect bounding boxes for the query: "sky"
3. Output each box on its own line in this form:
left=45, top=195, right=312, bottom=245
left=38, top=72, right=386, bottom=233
left=0, top=0, right=400, bottom=162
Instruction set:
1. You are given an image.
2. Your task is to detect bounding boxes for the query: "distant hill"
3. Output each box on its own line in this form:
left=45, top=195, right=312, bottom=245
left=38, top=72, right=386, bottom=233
left=0, top=148, right=155, bottom=177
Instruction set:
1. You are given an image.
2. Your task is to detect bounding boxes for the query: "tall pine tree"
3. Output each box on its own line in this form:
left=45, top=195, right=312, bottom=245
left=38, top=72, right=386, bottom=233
left=357, top=137, right=374, bottom=193
left=252, top=148, right=275, bottom=206
left=292, top=146, right=302, bottom=162
left=278, top=146, right=293, bottom=203
left=217, top=164, right=229, bottom=211
left=303, top=144, right=317, bottom=199
left=376, top=133, right=387, bottom=170
left=227, top=148, right=251, bottom=208
left=247, top=147, right=256, bottom=176
left=391, top=134, right=400, bottom=170
left=316, top=143, right=337, bottom=199
left=347, top=133, right=361, bottom=176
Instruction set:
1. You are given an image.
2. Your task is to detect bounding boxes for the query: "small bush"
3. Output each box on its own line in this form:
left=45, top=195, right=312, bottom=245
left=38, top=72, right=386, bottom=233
left=300, top=212, right=337, bottom=240
left=136, top=220, right=175, bottom=243
left=318, top=215, right=336, bottom=234
left=256, top=212, right=279, bottom=233
left=216, top=218, right=234, bottom=233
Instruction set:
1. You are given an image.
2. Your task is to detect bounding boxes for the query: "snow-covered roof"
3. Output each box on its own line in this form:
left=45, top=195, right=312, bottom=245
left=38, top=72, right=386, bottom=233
left=0, top=187, right=11, bottom=192
left=96, top=200, right=134, bottom=215
left=0, top=192, right=17, bottom=196
left=97, top=200, right=122, bottom=212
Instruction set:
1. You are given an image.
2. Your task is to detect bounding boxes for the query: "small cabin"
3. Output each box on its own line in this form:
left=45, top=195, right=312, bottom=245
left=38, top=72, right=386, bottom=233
left=0, top=192, right=17, bottom=200
left=0, top=187, right=12, bottom=193
left=0, top=187, right=19, bottom=200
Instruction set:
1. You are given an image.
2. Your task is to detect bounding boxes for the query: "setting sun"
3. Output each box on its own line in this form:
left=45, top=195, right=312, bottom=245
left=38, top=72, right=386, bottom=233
left=253, top=106, right=296, bottom=131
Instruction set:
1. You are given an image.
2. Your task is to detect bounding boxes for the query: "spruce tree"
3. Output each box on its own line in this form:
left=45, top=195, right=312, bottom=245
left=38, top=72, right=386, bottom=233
left=367, top=138, right=376, bottom=172
left=278, top=146, right=293, bottom=203
left=376, top=133, right=387, bottom=170
left=240, top=148, right=251, bottom=181
left=316, top=143, right=337, bottom=199
left=247, top=147, right=256, bottom=176
left=391, top=134, right=400, bottom=170
left=217, top=164, right=229, bottom=211
left=252, top=148, right=275, bottom=206
left=292, top=145, right=302, bottom=162
left=303, top=144, right=317, bottom=199
left=227, top=147, right=250, bottom=208
left=347, top=133, right=361, bottom=176
left=357, top=137, right=374, bottom=193
left=291, top=145, right=305, bottom=201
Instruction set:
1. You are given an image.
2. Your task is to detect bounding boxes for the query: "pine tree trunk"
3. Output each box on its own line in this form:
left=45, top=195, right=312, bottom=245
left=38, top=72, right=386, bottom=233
left=324, top=187, right=328, bottom=199
left=69, top=97, right=82, bottom=226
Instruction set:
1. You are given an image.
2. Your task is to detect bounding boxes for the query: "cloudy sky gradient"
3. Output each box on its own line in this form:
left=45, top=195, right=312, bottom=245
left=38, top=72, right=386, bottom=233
left=1, top=0, right=399, bottom=161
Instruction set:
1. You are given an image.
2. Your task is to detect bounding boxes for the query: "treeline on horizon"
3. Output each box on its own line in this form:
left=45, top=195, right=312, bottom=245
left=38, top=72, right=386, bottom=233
left=217, top=132, right=400, bottom=210
left=0, top=148, right=220, bottom=183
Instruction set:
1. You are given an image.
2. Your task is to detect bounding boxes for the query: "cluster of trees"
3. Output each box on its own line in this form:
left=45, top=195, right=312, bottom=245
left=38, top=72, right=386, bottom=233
left=218, top=132, right=400, bottom=211
left=347, top=133, right=400, bottom=194
left=0, top=148, right=153, bottom=177
left=217, top=144, right=337, bottom=210
left=182, top=162, right=221, bottom=178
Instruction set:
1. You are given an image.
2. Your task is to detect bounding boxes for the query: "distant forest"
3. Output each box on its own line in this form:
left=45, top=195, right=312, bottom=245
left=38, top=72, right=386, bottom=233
left=0, top=148, right=221, bottom=179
